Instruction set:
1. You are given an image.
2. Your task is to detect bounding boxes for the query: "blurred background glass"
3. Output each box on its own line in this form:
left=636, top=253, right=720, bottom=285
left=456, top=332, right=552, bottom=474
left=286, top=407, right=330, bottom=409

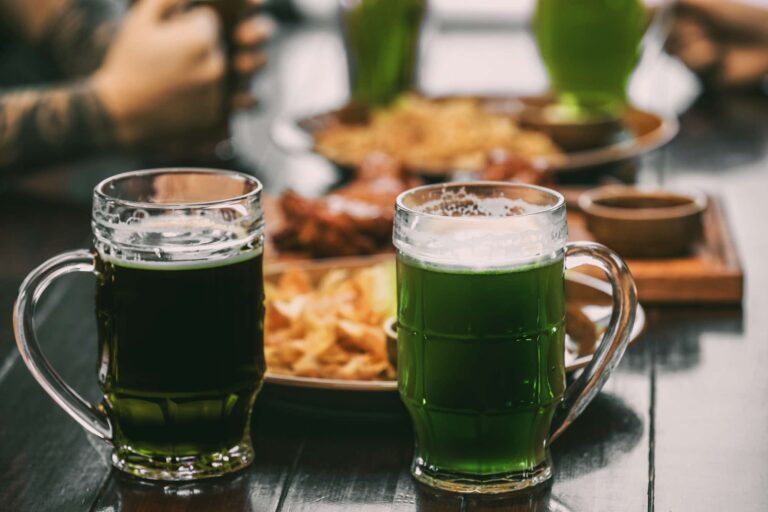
left=533, top=0, right=650, bottom=118
left=339, top=0, right=426, bottom=107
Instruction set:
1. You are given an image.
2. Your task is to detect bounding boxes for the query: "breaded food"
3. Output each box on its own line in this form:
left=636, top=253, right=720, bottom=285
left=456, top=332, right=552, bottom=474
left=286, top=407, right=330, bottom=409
left=314, top=95, right=561, bottom=172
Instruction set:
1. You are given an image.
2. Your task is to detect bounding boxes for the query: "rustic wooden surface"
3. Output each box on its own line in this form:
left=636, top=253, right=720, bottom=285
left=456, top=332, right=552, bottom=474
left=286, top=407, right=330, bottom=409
left=1, top=17, right=767, bottom=512
left=567, top=196, right=744, bottom=304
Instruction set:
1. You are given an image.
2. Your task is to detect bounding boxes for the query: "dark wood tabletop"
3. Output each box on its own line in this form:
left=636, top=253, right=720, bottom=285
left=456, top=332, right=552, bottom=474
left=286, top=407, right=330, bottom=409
left=1, top=17, right=767, bottom=512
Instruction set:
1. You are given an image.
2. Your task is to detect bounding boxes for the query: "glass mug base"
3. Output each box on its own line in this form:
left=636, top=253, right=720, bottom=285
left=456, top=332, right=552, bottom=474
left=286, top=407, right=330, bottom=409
left=111, top=440, right=255, bottom=481
left=411, top=455, right=553, bottom=494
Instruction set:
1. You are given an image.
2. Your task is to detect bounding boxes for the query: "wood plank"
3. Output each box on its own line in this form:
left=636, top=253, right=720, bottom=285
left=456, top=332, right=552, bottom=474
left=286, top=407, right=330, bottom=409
left=0, top=278, right=111, bottom=511
left=547, top=339, right=653, bottom=512
left=650, top=307, right=758, bottom=511
left=651, top=93, right=768, bottom=511
left=275, top=416, right=414, bottom=512
left=0, top=194, right=90, bottom=360
left=90, top=405, right=301, bottom=512
left=267, top=339, right=653, bottom=512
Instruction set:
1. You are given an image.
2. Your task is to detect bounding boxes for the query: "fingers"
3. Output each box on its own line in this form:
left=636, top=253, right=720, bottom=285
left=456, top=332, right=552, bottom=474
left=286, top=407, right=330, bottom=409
left=720, top=46, right=768, bottom=89
left=234, top=50, right=267, bottom=75
left=667, top=16, right=705, bottom=49
left=203, top=46, right=227, bottom=82
left=181, top=5, right=221, bottom=39
left=677, top=38, right=720, bottom=76
left=136, top=0, right=188, bottom=21
left=170, top=6, right=223, bottom=60
left=667, top=17, right=719, bottom=74
left=234, top=16, right=274, bottom=48
left=675, top=0, right=768, bottom=42
left=231, top=91, right=259, bottom=111
left=668, top=0, right=768, bottom=90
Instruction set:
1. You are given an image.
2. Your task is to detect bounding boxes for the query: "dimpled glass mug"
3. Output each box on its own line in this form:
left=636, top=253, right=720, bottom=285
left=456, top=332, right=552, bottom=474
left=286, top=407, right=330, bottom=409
left=14, top=169, right=266, bottom=481
left=394, top=182, right=637, bottom=493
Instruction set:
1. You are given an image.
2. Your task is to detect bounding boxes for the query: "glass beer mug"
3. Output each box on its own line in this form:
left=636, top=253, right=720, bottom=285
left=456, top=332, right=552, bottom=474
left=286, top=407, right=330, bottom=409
left=533, top=0, right=674, bottom=118
left=14, top=168, right=266, bottom=481
left=339, top=0, right=427, bottom=106
left=394, top=182, right=637, bottom=493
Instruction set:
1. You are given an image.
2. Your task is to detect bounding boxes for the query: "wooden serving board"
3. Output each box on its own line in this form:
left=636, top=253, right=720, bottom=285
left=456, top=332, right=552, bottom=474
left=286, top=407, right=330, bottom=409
left=566, top=195, right=743, bottom=304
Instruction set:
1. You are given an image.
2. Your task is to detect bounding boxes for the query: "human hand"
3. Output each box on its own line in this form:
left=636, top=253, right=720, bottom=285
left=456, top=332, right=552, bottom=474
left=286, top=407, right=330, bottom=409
left=230, top=0, right=273, bottom=109
left=92, top=0, right=227, bottom=146
left=667, top=0, right=768, bottom=91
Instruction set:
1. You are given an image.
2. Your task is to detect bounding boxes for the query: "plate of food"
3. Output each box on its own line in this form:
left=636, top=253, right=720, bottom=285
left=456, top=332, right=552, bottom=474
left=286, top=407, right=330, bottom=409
left=269, top=94, right=678, bottom=179
left=260, top=255, right=646, bottom=417
left=262, top=151, right=551, bottom=261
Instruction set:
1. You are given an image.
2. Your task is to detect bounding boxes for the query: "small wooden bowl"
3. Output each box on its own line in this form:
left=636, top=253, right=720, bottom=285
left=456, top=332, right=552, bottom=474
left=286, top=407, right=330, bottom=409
left=518, top=102, right=624, bottom=152
left=578, top=186, right=708, bottom=258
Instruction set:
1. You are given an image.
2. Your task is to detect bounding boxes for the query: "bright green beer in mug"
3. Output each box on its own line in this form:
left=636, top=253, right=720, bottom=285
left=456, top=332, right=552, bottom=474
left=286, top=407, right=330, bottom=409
left=394, top=183, right=638, bottom=493
left=534, top=0, right=645, bottom=115
left=397, top=258, right=566, bottom=475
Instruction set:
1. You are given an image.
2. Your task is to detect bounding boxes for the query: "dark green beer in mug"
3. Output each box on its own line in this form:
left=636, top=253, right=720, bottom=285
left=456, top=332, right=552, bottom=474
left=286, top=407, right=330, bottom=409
left=393, top=183, right=638, bottom=493
left=96, top=252, right=265, bottom=464
left=13, top=169, right=266, bottom=481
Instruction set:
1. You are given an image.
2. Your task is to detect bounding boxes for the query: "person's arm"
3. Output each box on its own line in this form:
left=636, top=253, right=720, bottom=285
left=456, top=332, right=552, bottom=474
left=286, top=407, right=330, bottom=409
left=0, top=80, right=115, bottom=172
left=0, top=0, right=272, bottom=173
left=0, top=0, right=225, bottom=173
left=1, top=0, right=271, bottom=83
left=667, top=0, right=768, bottom=90
left=41, top=0, right=125, bottom=77
left=0, top=0, right=124, bottom=77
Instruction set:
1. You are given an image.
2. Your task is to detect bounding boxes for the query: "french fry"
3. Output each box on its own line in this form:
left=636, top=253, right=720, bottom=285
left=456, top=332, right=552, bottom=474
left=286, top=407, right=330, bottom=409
left=315, top=94, right=561, bottom=172
left=264, top=263, right=395, bottom=381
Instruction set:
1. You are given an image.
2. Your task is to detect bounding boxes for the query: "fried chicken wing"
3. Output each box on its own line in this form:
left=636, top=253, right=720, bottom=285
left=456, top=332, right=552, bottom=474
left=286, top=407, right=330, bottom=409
left=273, top=154, right=421, bottom=257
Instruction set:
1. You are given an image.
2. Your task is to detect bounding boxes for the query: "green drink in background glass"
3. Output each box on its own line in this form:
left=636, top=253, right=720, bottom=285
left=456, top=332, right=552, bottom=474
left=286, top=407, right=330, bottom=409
left=339, top=0, right=426, bottom=107
left=533, top=0, right=645, bottom=116
left=394, top=183, right=638, bottom=493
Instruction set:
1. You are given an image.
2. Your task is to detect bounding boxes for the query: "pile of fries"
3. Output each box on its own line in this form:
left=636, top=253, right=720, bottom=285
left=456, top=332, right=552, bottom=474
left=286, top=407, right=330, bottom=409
left=265, top=262, right=396, bottom=381
left=314, top=94, right=561, bottom=172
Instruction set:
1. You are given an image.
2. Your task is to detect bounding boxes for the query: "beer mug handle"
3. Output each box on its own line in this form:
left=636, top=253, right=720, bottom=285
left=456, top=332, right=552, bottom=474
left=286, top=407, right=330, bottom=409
left=550, top=241, right=637, bottom=442
left=13, top=249, right=113, bottom=442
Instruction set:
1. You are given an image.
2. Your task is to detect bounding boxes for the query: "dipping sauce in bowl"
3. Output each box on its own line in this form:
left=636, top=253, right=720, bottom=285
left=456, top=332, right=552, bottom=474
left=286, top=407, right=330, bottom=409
left=579, top=186, right=708, bottom=258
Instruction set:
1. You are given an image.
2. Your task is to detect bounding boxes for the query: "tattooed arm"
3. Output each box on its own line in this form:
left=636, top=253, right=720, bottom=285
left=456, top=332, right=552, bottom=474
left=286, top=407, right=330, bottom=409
left=0, top=0, right=226, bottom=172
left=0, top=0, right=119, bottom=172
left=0, top=0, right=124, bottom=77
left=0, top=81, right=115, bottom=172
left=41, top=0, right=125, bottom=77
left=0, top=0, right=271, bottom=173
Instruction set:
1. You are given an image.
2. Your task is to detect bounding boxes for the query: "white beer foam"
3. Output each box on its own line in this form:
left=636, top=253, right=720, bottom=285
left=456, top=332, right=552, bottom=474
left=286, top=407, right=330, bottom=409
left=99, top=248, right=262, bottom=270
left=418, top=189, right=543, bottom=218
left=95, top=214, right=262, bottom=268
left=395, top=188, right=567, bottom=270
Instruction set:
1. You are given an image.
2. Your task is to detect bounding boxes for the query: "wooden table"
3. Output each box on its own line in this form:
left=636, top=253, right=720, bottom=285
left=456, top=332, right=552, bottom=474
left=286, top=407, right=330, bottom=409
left=1, top=19, right=767, bottom=512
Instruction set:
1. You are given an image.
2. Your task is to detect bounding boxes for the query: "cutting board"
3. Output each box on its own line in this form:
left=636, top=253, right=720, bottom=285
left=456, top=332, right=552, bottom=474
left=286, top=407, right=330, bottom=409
left=567, top=195, right=743, bottom=304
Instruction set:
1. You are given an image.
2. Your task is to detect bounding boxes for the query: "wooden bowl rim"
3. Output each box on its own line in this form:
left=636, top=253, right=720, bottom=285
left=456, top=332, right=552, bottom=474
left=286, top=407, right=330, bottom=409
left=578, top=185, right=708, bottom=221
